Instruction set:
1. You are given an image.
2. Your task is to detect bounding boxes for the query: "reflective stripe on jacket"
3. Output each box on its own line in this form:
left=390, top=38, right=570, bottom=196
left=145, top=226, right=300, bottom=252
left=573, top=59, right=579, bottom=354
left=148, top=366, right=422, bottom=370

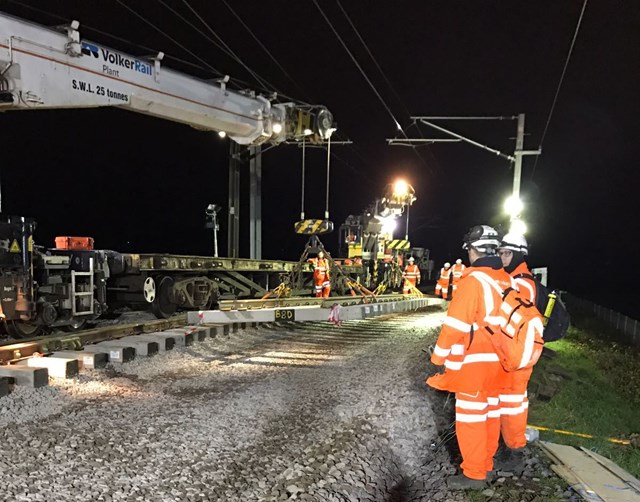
left=511, top=262, right=536, bottom=304
left=451, top=263, right=466, bottom=280
left=311, top=258, right=330, bottom=275
left=403, top=264, right=420, bottom=280
left=427, top=256, right=513, bottom=394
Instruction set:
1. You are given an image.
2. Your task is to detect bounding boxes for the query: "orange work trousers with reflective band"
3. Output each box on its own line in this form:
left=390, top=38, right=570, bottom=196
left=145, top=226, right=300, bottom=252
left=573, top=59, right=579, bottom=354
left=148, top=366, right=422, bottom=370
left=499, top=367, right=532, bottom=449
left=455, top=391, right=501, bottom=480
left=314, top=274, right=331, bottom=298
left=402, top=278, right=417, bottom=294
left=435, top=279, right=449, bottom=299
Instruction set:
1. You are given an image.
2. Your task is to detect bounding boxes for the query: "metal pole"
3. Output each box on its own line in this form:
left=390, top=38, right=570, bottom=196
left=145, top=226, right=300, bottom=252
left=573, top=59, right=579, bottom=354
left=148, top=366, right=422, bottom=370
left=227, top=142, right=240, bottom=258
left=405, top=204, right=410, bottom=241
left=213, top=211, right=219, bottom=258
left=325, top=135, right=331, bottom=220
left=249, top=145, right=262, bottom=260
left=300, top=138, right=306, bottom=220
left=512, top=113, right=525, bottom=204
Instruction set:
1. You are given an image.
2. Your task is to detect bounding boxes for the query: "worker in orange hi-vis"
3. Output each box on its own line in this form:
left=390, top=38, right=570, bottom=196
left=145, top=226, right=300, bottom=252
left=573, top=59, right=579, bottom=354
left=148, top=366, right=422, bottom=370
left=450, top=258, right=466, bottom=298
left=426, top=225, right=509, bottom=491
left=435, top=262, right=452, bottom=300
left=309, top=251, right=331, bottom=298
left=494, top=232, right=536, bottom=473
left=402, top=256, right=421, bottom=294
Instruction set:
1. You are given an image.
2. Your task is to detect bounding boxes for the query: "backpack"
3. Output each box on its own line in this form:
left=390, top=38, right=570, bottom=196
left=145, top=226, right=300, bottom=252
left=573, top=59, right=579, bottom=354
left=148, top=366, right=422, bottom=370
left=471, top=271, right=545, bottom=372
left=515, top=273, right=570, bottom=342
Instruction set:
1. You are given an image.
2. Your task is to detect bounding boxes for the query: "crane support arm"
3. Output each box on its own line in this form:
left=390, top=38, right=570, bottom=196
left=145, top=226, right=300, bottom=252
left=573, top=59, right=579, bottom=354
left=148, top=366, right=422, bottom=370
left=0, top=12, right=334, bottom=145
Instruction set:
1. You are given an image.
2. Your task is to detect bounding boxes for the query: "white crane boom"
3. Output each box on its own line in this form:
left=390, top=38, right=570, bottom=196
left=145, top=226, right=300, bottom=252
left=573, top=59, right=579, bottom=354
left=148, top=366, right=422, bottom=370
left=0, top=11, right=334, bottom=145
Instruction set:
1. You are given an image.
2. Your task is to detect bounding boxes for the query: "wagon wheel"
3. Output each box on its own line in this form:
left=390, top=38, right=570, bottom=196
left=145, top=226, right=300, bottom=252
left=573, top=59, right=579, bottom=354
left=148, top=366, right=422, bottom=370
left=5, top=320, right=42, bottom=339
left=151, top=276, right=178, bottom=318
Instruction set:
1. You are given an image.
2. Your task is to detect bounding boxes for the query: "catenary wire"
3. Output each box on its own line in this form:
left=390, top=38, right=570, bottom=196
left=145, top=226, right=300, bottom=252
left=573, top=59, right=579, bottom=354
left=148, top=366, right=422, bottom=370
left=113, top=0, right=225, bottom=77
left=5, top=0, right=223, bottom=75
left=7, top=0, right=313, bottom=97
left=219, top=0, right=313, bottom=104
left=156, top=0, right=236, bottom=61
left=335, top=0, right=412, bottom=121
left=312, top=0, right=434, bottom=174
left=178, top=0, right=314, bottom=105
left=311, top=0, right=404, bottom=133
left=531, top=0, right=588, bottom=180
left=7, top=0, right=376, bottom=185
left=178, top=0, right=284, bottom=99
left=11, top=0, right=379, bottom=178
left=335, top=0, right=439, bottom=173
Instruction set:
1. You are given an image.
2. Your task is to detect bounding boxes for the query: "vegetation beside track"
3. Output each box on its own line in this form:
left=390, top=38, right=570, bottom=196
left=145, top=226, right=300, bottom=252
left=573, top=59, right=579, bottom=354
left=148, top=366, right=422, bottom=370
left=528, top=315, right=640, bottom=478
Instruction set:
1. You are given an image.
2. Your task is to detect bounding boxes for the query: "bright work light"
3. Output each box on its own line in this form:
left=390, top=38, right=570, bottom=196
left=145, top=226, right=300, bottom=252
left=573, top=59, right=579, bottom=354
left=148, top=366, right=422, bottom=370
left=504, top=195, right=523, bottom=217
left=510, top=218, right=527, bottom=235
left=393, top=179, right=409, bottom=197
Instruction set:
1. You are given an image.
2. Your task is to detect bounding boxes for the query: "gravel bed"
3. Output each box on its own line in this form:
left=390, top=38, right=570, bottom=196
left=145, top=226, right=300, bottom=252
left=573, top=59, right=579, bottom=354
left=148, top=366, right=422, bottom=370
left=0, top=308, right=574, bottom=501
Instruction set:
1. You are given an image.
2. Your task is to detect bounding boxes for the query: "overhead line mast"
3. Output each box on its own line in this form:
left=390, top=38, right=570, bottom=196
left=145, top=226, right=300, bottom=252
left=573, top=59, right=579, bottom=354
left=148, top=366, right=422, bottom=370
left=388, top=115, right=540, bottom=231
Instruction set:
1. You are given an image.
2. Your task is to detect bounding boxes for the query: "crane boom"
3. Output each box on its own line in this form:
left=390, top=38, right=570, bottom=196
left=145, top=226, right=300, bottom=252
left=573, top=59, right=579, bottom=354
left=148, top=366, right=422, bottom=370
left=0, top=11, right=334, bottom=145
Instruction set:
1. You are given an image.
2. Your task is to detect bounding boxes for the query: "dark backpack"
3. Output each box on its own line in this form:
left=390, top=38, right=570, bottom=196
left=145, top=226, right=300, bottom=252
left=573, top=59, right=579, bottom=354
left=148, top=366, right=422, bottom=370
left=515, top=273, right=570, bottom=342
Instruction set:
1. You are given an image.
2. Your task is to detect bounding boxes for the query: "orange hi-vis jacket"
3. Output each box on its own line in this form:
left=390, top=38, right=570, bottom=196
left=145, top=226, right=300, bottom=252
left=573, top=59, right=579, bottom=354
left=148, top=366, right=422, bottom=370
left=511, top=261, right=535, bottom=303
left=499, top=260, right=538, bottom=449
left=403, top=264, right=420, bottom=283
left=311, top=257, right=330, bottom=279
left=427, top=256, right=514, bottom=394
left=451, top=263, right=466, bottom=284
left=439, top=266, right=452, bottom=283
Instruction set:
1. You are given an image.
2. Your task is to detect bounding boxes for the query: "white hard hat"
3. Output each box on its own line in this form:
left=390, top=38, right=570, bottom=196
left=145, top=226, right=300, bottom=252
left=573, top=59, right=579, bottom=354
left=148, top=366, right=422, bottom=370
left=500, top=233, right=528, bottom=255
left=455, top=258, right=462, bottom=265
left=462, top=225, right=500, bottom=254
left=408, top=256, right=415, bottom=262
left=444, top=262, right=451, bottom=268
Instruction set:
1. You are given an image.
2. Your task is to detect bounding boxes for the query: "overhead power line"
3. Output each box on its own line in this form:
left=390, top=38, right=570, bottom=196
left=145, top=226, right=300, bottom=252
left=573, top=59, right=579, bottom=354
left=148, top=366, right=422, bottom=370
left=311, top=0, right=403, bottom=133
left=177, top=0, right=312, bottom=105
left=113, top=0, right=225, bottom=77
left=219, top=0, right=312, bottom=103
left=6, top=0, right=218, bottom=74
left=312, top=0, right=434, bottom=174
left=531, top=0, right=588, bottom=180
left=156, top=0, right=235, bottom=61
left=178, top=0, right=273, bottom=92
left=334, top=0, right=438, bottom=172
left=335, top=0, right=410, bottom=119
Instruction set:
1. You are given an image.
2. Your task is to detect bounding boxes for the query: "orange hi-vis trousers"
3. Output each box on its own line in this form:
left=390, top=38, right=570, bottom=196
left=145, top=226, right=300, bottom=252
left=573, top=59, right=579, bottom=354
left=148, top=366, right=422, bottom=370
left=499, top=368, right=532, bottom=449
left=314, top=274, right=331, bottom=298
left=436, top=278, right=449, bottom=299
left=403, top=278, right=417, bottom=294
left=455, top=391, right=501, bottom=480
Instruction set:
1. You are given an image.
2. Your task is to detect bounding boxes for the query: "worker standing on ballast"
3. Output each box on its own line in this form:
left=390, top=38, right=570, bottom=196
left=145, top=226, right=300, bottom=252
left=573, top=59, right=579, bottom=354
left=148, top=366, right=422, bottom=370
left=402, top=256, right=421, bottom=294
left=450, top=258, right=466, bottom=298
left=435, top=262, right=452, bottom=300
left=494, top=233, right=536, bottom=473
left=426, top=225, right=509, bottom=490
left=310, top=251, right=331, bottom=298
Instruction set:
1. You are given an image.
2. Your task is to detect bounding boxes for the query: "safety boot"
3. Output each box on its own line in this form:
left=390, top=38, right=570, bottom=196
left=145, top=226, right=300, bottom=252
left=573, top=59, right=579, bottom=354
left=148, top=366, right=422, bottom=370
left=493, top=447, right=526, bottom=474
left=446, top=474, right=486, bottom=490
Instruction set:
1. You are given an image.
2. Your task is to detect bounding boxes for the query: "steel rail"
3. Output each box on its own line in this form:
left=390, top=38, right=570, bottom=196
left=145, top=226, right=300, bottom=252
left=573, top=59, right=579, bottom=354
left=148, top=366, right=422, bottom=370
left=0, top=314, right=187, bottom=364
left=218, top=293, right=414, bottom=311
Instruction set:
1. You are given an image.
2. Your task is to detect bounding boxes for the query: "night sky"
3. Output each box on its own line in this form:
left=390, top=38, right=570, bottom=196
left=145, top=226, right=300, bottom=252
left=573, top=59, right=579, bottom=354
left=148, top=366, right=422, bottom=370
left=1, top=1, right=638, bottom=317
